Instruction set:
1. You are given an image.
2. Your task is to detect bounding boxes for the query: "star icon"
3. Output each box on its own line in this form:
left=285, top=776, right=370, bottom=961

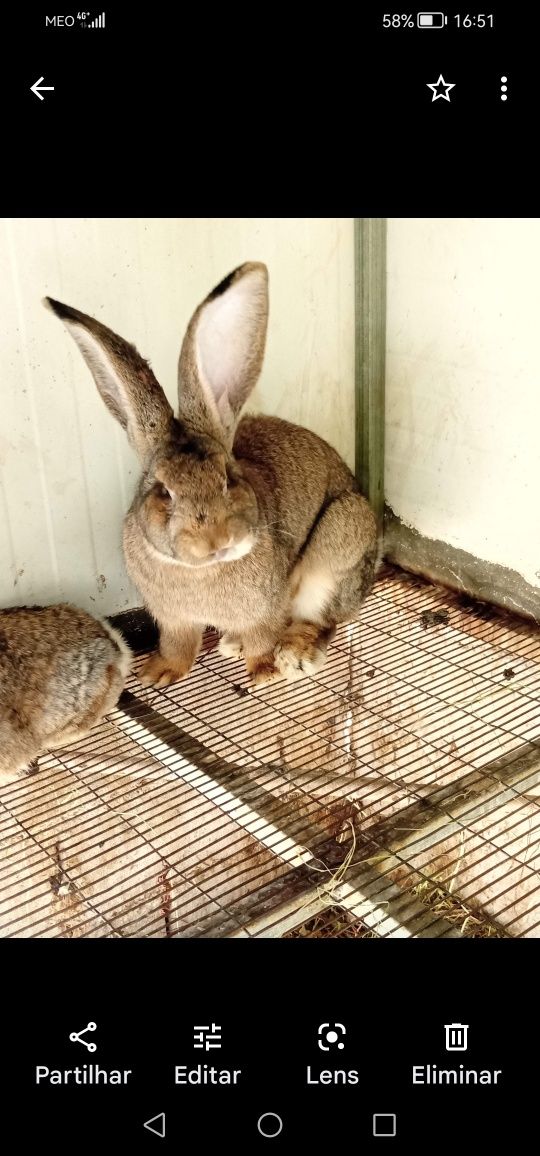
left=427, top=74, right=456, bottom=102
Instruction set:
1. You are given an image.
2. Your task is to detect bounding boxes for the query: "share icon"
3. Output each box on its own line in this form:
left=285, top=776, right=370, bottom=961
left=69, top=1021, right=98, bottom=1052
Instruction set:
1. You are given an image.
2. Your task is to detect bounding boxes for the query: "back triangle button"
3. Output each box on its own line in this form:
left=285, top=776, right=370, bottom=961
left=143, top=1113, right=166, bottom=1138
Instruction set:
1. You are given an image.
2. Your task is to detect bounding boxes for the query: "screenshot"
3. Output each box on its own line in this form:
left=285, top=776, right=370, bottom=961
left=1, top=3, right=537, bottom=1150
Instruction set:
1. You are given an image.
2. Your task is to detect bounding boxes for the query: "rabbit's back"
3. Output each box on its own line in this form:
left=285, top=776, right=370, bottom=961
left=0, top=605, right=130, bottom=782
left=234, top=412, right=357, bottom=497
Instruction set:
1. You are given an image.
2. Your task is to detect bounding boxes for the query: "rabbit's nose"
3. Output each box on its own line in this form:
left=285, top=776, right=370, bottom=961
left=206, top=536, right=235, bottom=561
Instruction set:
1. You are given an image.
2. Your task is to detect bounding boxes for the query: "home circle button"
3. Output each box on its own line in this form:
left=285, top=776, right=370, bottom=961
left=257, top=1112, right=283, bottom=1138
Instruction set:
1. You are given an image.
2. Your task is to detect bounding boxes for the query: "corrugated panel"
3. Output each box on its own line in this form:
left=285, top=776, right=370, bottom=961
left=0, top=217, right=354, bottom=615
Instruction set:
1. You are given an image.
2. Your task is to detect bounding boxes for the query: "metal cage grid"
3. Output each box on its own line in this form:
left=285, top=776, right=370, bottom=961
left=2, top=565, right=540, bottom=938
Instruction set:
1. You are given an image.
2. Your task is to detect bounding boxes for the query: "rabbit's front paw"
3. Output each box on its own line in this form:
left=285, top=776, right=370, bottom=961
left=139, top=653, right=193, bottom=688
left=218, top=634, right=244, bottom=659
left=245, top=653, right=282, bottom=687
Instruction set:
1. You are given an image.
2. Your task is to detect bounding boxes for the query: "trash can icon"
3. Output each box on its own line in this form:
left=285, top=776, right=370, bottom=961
left=444, top=1023, right=469, bottom=1051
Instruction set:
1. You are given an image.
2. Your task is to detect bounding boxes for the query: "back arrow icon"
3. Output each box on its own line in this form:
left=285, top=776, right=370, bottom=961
left=143, top=1113, right=166, bottom=1139
left=31, top=77, right=54, bottom=101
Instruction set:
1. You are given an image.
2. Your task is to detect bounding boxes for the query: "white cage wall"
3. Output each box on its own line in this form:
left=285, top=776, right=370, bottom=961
left=385, top=217, right=540, bottom=595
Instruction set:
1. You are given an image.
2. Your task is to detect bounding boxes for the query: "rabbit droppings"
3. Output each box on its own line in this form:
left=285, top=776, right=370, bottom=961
left=46, top=263, right=378, bottom=689
left=0, top=605, right=131, bottom=786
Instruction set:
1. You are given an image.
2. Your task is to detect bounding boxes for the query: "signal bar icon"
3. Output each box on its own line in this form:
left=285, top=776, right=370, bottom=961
left=87, top=12, right=106, bottom=27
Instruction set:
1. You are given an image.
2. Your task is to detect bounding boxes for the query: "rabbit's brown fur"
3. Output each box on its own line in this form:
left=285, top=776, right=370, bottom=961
left=46, top=263, right=377, bottom=688
left=0, top=605, right=131, bottom=785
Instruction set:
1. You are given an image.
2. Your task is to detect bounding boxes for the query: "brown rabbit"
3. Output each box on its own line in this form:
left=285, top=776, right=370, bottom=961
left=0, top=605, right=131, bottom=786
left=46, top=263, right=377, bottom=688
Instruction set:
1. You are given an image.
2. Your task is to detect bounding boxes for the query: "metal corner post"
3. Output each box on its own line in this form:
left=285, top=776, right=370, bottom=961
left=354, top=218, right=386, bottom=526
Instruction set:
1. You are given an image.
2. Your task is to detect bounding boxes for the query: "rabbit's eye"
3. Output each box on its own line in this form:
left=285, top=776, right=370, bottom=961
left=154, top=483, right=172, bottom=501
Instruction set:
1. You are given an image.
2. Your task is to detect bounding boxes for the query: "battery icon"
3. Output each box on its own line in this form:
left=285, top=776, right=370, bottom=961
left=417, top=12, right=447, bottom=27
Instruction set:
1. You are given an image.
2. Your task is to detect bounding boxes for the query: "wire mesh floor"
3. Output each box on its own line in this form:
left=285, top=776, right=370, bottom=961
left=284, top=907, right=378, bottom=939
left=2, top=564, right=540, bottom=938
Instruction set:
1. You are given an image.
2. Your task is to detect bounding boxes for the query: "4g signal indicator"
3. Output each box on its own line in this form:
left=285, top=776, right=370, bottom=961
left=81, top=11, right=105, bottom=26
left=45, top=11, right=106, bottom=26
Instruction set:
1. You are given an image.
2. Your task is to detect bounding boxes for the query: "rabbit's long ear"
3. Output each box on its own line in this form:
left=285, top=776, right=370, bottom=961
left=44, top=299, right=173, bottom=461
left=178, top=262, right=269, bottom=448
